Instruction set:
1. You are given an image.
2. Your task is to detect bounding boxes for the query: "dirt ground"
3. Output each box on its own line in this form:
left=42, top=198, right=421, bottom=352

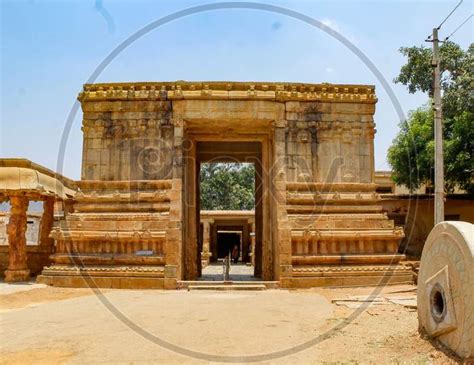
left=306, top=286, right=462, bottom=364
left=0, top=283, right=463, bottom=364
left=0, top=286, right=100, bottom=312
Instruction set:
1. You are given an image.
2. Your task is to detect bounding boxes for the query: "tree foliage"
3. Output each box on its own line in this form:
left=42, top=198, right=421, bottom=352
left=200, top=163, right=255, bottom=210
left=389, top=42, right=473, bottom=193
left=388, top=106, right=434, bottom=191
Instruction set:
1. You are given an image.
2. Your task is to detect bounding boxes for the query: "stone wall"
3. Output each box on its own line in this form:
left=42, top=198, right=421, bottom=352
left=81, top=100, right=173, bottom=181
left=284, top=101, right=374, bottom=184
left=40, top=180, right=171, bottom=288
left=381, top=196, right=474, bottom=257
left=79, top=82, right=376, bottom=186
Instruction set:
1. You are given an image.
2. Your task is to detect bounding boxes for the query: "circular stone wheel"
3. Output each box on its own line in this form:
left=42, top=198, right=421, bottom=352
left=418, top=221, right=474, bottom=358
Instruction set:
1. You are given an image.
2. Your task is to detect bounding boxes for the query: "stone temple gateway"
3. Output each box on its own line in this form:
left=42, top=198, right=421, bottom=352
left=20, top=81, right=410, bottom=289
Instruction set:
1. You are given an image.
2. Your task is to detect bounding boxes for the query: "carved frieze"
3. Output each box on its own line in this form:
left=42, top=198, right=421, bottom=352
left=79, top=81, right=377, bottom=103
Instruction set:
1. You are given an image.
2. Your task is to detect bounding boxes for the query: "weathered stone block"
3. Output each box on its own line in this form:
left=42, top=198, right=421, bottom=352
left=418, top=222, right=474, bottom=359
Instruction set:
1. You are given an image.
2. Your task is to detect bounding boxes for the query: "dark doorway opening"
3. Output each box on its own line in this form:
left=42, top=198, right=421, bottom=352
left=217, top=232, right=240, bottom=260
left=195, top=141, right=262, bottom=280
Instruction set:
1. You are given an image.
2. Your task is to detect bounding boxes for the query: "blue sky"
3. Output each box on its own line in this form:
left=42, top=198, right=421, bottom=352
left=1, top=0, right=473, bottom=179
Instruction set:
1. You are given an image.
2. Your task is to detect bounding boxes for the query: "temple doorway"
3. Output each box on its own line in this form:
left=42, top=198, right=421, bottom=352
left=183, top=138, right=273, bottom=281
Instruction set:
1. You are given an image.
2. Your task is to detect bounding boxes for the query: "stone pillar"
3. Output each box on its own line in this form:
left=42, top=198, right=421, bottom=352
left=254, top=158, right=263, bottom=277
left=183, top=139, right=198, bottom=279
left=211, top=223, right=218, bottom=262
left=201, top=219, right=212, bottom=267
left=5, top=196, right=30, bottom=282
left=250, top=222, right=256, bottom=267
left=241, top=221, right=249, bottom=263
left=164, top=117, right=184, bottom=288
left=369, top=128, right=376, bottom=183
left=273, top=120, right=292, bottom=286
left=39, top=198, right=55, bottom=248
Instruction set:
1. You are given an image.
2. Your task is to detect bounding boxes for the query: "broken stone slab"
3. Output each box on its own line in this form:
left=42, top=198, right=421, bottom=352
left=332, top=295, right=387, bottom=309
left=386, top=296, right=417, bottom=309
left=332, top=295, right=386, bottom=302
left=332, top=294, right=417, bottom=309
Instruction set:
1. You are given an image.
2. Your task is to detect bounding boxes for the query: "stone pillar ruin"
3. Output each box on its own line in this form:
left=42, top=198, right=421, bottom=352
left=5, top=196, right=30, bottom=282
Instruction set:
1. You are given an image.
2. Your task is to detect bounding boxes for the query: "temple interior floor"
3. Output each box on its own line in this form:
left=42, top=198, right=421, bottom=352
left=0, top=282, right=458, bottom=364
left=199, top=262, right=256, bottom=281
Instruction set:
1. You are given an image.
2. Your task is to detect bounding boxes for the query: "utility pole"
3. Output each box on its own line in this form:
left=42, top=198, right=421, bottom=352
left=426, top=0, right=467, bottom=224
left=432, top=27, right=444, bottom=224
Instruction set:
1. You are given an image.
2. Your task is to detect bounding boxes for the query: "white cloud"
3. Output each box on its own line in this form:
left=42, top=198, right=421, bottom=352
left=325, top=67, right=335, bottom=73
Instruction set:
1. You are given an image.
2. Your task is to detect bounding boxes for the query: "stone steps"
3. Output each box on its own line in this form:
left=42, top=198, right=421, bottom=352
left=178, top=280, right=279, bottom=290
left=187, top=284, right=267, bottom=291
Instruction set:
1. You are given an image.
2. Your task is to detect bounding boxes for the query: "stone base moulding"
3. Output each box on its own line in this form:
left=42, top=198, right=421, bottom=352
left=288, top=265, right=413, bottom=288
left=4, top=268, right=30, bottom=282
left=38, top=265, right=165, bottom=289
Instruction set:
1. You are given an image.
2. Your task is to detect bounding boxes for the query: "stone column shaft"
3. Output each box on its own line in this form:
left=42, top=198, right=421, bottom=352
left=201, top=220, right=211, bottom=267
left=39, top=198, right=55, bottom=248
left=274, top=121, right=292, bottom=285
left=5, top=196, right=30, bottom=282
left=164, top=119, right=184, bottom=288
left=250, top=222, right=256, bottom=267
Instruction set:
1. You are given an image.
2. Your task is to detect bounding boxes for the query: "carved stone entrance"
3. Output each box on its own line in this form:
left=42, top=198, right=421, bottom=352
left=183, top=139, right=271, bottom=280
left=32, top=81, right=413, bottom=289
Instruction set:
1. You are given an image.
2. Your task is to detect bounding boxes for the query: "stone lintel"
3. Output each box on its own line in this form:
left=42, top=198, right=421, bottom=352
left=79, top=81, right=377, bottom=104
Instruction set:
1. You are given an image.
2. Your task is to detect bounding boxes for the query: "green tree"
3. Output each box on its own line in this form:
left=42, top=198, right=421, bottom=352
left=200, top=163, right=255, bottom=210
left=389, top=42, right=473, bottom=193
